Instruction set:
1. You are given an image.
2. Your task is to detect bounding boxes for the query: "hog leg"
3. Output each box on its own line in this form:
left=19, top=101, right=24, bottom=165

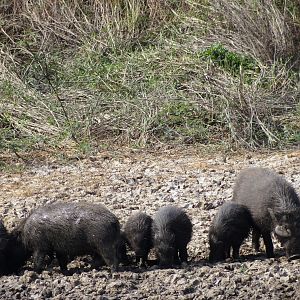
left=261, top=232, right=274, bottom=258
left=33, top=249, right=46, bottom=273
left=138, top=255, right=148, bottom=268
left=117, top=241, right=129, bottom=266
left=56, top=252, right=69, bottom=274
left=225, top=245, right=231, bottom=259
left=91, top=253, right=105, bottom=269
left=44, top=252, right=55, bottom=267
left=178, top=246, right=188, bottom=263
left=252, top=228, right=261, bottom=252
left=232, top=243, right=241, bottom=259
left=99, top=245, right=119, bottom=272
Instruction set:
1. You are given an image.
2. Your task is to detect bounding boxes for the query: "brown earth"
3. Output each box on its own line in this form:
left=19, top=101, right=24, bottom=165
left=0, top=148, right=300, bottom=299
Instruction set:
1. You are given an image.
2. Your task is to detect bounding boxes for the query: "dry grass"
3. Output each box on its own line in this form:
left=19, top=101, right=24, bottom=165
left=0, top=0, right=299, bottom=153
left=209, top=0, right=300, bottom=67
left=0, top=0, right=187, bottom=52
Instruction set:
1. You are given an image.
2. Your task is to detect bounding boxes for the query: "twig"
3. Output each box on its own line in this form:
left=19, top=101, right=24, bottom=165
left=41, top=55, right=79, bottom=144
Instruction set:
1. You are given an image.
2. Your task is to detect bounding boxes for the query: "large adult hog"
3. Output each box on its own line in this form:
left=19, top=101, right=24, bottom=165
left=233, top=167, right=300, bottom=259
left=123, top=212, right=153, bottom=267
left=152, top=206, right=192, bottom=267
left=22, top=202, right=121, bottom=273
left=0, top=219, right=28, bottom=275
left=209, top=202, right=253, bottom=262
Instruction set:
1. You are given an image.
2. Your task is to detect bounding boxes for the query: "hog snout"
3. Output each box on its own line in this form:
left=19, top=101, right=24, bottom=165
left=288, top=254, right=300, bottom=261
left=275, top=225, right=292, bottom=237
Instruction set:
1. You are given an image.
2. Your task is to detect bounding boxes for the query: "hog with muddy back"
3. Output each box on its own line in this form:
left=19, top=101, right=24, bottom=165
left=124, top=212, right=153, bottom=267
left=233, top=167, right=300, bottom=260
left=209, top=202, right=253, bottom=262
left=21, top=202, right=121, bottom=273
left=0, top=219, right=28, bottom=275
left=152, top=205, right=192, bottom=267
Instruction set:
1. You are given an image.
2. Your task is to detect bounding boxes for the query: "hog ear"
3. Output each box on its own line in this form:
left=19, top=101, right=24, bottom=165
left=274, top=225, right=291, bottom=238
left=0, top=238, right=8, bottom=250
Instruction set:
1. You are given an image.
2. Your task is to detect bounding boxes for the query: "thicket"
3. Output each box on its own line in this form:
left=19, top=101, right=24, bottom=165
left=0, top=0, right=299, bottom=154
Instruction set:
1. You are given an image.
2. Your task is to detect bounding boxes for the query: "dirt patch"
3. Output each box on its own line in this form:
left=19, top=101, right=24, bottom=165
left=0, top=148, right=300, bottom=299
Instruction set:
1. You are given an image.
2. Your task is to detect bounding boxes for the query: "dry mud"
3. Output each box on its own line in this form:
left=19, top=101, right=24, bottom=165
left=0, top=148, right=300, bottom=299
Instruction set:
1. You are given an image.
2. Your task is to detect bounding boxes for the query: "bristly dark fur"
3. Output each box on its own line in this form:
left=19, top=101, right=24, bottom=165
left=22, top=202, right=121, bottom=273
left=0, top=219, right=29, bottom=275
left=124, top=212, right=153, bottom=266
left=233, top=167, right=300, bottom=258
left=208, top=202, right=253, bottom=262
left=152, top=205, right=192, bottom=267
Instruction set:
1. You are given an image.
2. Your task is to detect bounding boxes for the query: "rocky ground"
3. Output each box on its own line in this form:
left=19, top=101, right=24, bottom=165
left=0, top=148, right=300, bottom=299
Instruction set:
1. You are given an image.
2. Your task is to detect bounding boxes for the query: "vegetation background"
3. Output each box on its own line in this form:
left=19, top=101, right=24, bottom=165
left=0, top=0, right=299, bottom=159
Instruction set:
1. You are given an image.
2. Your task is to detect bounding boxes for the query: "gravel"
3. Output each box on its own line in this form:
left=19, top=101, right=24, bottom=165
left=1, top=149, right=300, bottom=299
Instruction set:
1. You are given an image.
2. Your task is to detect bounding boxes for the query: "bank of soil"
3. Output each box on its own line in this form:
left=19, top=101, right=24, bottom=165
left=0, top=148, right=300, bottom=299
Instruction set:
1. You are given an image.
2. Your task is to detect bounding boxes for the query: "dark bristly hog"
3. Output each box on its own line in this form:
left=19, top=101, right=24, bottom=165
left=124, top=212, right=153, bottom=267
left=22, top=202, right=121, bottom=273
left=0, top=219, right=28, bottom=275
left=43, top=231, right=129, bottom=269
left=152, top=206, right=192, bottom=267
left=208, top=202, right=253, bottom=263
left=232, top=167, right=300, bottom=259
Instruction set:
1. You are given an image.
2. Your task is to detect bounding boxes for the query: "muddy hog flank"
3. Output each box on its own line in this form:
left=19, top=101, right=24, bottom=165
left=233, top=167, right=300, bottom=259
left=152, top=206, right=192, bottom=267
left=0, top=219, right=28, bottom=275
left=209, top=202, right=253, bottom=262
left=22, top=202, right=121, bottom=273
left=43, top=231, right=129, bottom=269
left=124, top=212, right=153, bottom=267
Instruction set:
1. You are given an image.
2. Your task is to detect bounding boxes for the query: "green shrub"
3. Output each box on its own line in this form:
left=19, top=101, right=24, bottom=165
left=201, top=43, right=258, bottom=77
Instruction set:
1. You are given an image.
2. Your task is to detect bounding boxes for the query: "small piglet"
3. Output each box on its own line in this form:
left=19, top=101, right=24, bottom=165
left=152, top=206, right=192, bottom=267
left=124, top=212, right=153, bottom=267
left=209, top=202, right=253, bottom=262
left=22, top=202, right=121, bottom=273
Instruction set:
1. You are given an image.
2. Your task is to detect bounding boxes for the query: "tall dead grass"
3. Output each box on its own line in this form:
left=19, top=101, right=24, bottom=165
left=0, top=0, right=187, bottom=52
left=0, top=0, right=299, bottom=152
left=210, top=0, right=300, bottom=67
